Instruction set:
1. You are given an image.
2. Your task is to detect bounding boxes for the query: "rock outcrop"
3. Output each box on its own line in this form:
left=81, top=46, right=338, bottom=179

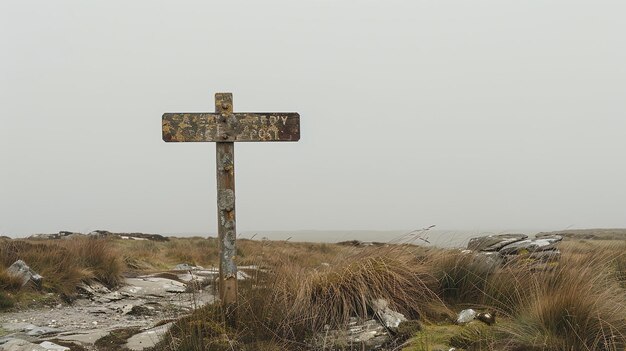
left=6, top=260, right=43, bottom=289
left=371, top=298, right=407, bottom=330
left=466, top=233, right=562, bottom=266
left=467, top=234, right=528, bottom=252
left=0, top=273, right=214, bottom=350
left=27, top=230, right=169, bottom=241
left=0, top=338, right=70, bottom=351
left=89, top=230, right=169, bottom=241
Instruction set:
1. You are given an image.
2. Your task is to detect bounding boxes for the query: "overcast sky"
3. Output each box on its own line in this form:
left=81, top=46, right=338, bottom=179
left=1, top=1, right=625, bottom=237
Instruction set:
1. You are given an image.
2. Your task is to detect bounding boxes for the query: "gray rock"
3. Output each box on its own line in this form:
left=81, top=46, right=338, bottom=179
left=126, top=304, right=157, bottom=316
left=77, top=281, right=111, bottom=296
left=6, top=260, right=43, bottom=288
left=478, top=251, right=503, bottom=264
left=100, top=291, right=123, bottom=301
left=319, top=318, right=390, bottom=350
left=25, top=325, right=60, bottom=337
left=371, top=299, right=407, bottom=329
left=345, top=319, right=389, bottom=349
left=499, top=235, right=562, bottom=255
left=26, top=231, right=84, bottom=240
left=337, top=240, right=383, bottom=247
left=462, top=250, right=503, bottom=269
left=88, top=230, right=113, bottom=237
left=173, top=263, right=195, bottom=271
left=0, top=339, right=48, bottom=351
left=456, top=309, right=477, bottom=324
left=124, top=323, right=173, bottom=351
left=55, top=329, right=111, bottom=346
left=237, top=271, right=250, bottom=280
left=89, top=231, right=169, bottom=242
left=467, top=234, right=528, bottom=251
left=466, top=234, right=562, bottom=268
left=0, top=339, right=69, bottom=351
left=164, top=285, right=186, bottom=293
left=120, top=304, right=134, bottom=314
left=120, top=277, right=187, bottom=297
left=175, top=273, right=197, bottom=282
left=38, top=342, right=70, bottom=351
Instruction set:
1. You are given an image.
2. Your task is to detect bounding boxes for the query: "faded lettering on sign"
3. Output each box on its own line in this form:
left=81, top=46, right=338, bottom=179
left=162, top=113, right=300, bottom=142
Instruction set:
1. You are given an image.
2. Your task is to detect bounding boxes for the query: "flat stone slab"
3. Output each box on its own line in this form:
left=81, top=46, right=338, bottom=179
left=0, top=338, right=48, bottom=351
left=125, top=323, right=173, bottom=351
left=1, top=323, right=61, bottom=337
left=55, top=328, right=114, bottom=345
left=37, top=341, right=70, bottom=351
left=0, top=275, right=214, bottom=350
left=499, top=235, right=563, bottom=255
left=467, top=234, right=528, bottom=251
left=0, top=339, right=69, bottom=351
left=26, top=326, right=60, bottom=337
left=120, top=277, right=187, bottom=297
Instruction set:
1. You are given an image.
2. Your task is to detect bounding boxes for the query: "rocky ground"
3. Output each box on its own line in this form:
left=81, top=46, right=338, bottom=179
left=0, top=267, right=217, bottom=351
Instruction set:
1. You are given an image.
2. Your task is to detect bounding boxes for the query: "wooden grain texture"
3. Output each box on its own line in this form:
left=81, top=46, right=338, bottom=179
left=162, top=112, right=300, bottom=142
left=162, top=91, right=301, bottom=327
left=214, top=93, right=238, bottom=316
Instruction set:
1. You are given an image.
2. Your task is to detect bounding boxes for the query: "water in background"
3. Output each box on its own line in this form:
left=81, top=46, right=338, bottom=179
left=234, top=229, right=539, bottom=249
left=8, top=229, right=541, bottom=248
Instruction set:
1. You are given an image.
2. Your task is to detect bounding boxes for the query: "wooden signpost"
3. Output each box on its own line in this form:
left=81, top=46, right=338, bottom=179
left=162, top=93, right=300, bottom=324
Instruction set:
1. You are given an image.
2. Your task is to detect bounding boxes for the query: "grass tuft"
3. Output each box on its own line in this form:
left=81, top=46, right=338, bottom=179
left=499, top=256, right=626, bottom=351
left=0, top=237, right=124, bottom=298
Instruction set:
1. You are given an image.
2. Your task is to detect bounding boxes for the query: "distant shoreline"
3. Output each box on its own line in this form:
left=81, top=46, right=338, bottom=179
left=5, top=228, right=625, bottom=248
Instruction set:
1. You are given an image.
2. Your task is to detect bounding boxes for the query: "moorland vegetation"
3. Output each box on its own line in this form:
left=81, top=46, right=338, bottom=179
left=1, top=233, right=625, bottom=350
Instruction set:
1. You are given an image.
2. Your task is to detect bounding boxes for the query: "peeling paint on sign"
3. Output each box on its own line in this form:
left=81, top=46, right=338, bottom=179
left=162, top=112, right=300, bottom=142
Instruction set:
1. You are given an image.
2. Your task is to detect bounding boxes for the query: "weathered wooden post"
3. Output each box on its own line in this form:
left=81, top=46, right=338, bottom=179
left=162, top=92, right=300, bottom=325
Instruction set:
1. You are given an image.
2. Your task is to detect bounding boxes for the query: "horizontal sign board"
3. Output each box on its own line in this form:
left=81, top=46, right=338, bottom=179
left=162, top=113, right=300, bottom=142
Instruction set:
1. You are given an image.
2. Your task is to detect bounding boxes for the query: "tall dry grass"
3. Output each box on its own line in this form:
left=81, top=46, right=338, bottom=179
left=115, top=237, right=343, bottom=275
left=276, top=248, right=442, bottom=330
left=497, top=245, right=626, bottom=351
left=426, top=241, right=626, bottom=350
left=0, top=237, right=124, bottom=297
left=430, top=251, right=498, bottom=305
left=155, top=241, right=444, bottom=350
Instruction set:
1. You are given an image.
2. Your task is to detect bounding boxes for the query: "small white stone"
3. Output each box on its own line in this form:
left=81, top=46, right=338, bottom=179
left=456, top=309, right=477, bottom=324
